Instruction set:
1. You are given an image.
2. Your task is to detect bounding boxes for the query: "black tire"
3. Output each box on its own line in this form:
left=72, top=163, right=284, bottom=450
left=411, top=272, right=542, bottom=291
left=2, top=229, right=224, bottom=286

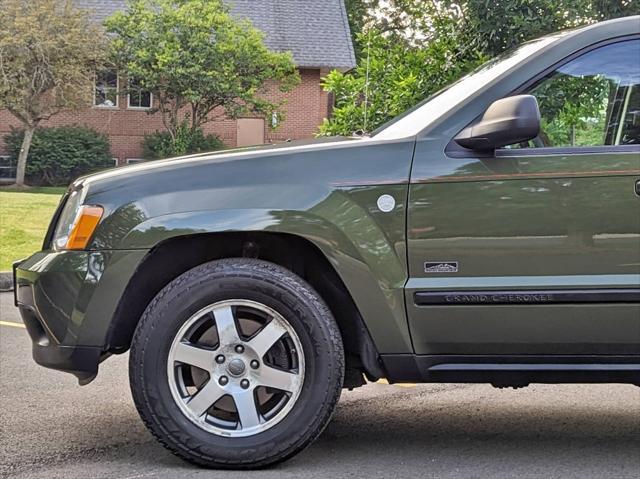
left=129, top=258, right=344, bottom=469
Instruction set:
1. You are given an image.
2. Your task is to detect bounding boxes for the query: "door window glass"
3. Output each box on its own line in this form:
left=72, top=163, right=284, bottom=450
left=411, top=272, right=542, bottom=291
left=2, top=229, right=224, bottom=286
left=516, top=39, right=640, bottom=148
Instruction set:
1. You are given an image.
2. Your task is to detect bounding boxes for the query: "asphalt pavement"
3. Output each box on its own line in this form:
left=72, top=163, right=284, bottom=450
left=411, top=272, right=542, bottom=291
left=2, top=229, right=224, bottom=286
left=1, top=291, right=639, bottom=479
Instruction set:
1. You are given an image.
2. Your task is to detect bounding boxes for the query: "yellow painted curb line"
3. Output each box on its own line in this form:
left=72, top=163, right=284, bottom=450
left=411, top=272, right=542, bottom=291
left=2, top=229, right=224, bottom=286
left=377, top=378, right=416, bottom=388
left=0, top=320, right=26, bottom=329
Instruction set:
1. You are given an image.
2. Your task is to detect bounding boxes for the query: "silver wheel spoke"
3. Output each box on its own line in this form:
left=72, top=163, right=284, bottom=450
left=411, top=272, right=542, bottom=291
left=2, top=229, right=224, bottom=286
left=173, top=342, right=214, bottom=371
left=233, top=390, right=261, bottom=429
left=213, top=305, right=241, bottom=345
left=247, top=320, right=288, bottom=358
left=187, top=381, right=226, bottom=417
left=168, top=299, right=305, bottom=437
left=257, top=365, right=298, bottom=392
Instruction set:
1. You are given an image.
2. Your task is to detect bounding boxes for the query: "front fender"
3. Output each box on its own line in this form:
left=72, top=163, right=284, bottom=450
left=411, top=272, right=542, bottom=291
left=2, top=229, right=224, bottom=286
left=109, top=187, right=411, bottom=353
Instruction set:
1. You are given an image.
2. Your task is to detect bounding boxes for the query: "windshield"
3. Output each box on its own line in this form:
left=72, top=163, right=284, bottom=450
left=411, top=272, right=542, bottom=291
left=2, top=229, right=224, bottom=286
left=373, top=34, right=566, bottom=140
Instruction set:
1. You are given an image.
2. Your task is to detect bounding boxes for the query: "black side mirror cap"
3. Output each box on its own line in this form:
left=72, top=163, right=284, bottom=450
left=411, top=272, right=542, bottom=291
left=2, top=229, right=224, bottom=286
left=454, top=95, right=541, bottom=151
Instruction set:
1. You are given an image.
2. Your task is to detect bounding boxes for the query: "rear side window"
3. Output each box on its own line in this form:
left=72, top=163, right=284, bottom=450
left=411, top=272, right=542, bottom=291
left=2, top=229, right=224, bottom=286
left=516, top=39, right=640, bottom=148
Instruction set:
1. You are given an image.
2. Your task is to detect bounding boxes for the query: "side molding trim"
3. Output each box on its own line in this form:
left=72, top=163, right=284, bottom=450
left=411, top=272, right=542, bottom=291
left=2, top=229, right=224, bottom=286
left=414, top=289, right=640, bottom=306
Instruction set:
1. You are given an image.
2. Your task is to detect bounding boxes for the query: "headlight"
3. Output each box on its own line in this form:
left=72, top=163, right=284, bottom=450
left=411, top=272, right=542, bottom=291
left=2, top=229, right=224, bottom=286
left=52, top=189, right=104, bottom=251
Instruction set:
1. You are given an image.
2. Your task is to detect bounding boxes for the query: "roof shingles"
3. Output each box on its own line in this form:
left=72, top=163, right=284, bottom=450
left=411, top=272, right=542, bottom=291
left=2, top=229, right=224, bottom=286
left=74, top=0, right=355, bottom=70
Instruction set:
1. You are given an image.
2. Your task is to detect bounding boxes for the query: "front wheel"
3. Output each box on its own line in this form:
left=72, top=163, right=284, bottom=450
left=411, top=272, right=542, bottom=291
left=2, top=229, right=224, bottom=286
left=129, top=258, right=344, bottom=468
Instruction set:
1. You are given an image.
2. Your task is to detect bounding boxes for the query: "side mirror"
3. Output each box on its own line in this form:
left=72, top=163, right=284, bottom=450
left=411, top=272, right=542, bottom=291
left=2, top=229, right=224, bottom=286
left=454, top=95, right=540, bottom=151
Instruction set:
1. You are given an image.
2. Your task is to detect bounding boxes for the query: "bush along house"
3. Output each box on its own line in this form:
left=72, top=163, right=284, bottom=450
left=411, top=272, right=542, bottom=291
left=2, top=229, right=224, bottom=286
left=0, top=0, right=355, bottom=169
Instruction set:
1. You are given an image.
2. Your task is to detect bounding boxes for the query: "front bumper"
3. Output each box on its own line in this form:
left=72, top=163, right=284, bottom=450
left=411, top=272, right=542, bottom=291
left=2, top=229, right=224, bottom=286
left=14, top=249, right=148, bottom=384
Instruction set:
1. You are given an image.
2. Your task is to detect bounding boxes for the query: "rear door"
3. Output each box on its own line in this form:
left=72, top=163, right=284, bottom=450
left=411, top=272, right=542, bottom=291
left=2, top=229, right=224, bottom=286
left=406, top=38, right=640, bottom=356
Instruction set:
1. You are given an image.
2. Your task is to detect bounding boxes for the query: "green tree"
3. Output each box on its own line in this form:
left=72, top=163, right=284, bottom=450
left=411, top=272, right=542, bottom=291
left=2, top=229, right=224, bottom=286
left=106, top=0, right=300, bottom=151
left=0, top=0, right=107, bottom=186
left=533, top=74, right=611, bottom=146
left=457, top=0, right=638, bottom=56
left=344, top=0, right=380, bottom=58
left=320, top=2, right=483, bottom=136
left=319, top=26, right=483, bottom=136
left=322, top=0, right=639, bottom=136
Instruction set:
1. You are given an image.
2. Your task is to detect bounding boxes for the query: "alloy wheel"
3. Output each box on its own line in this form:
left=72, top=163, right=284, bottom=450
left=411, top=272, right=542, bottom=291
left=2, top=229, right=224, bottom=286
left=166, top=299, right=305, bottom=437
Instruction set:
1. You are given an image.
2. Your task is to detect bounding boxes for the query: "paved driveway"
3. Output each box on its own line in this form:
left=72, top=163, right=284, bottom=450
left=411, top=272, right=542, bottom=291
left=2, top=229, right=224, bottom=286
left=1, top=292, right=639, bottom=478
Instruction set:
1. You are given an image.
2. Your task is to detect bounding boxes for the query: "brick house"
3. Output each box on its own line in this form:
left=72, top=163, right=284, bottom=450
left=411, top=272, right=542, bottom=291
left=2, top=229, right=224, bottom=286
left=0, top=0, right=355, bottom=166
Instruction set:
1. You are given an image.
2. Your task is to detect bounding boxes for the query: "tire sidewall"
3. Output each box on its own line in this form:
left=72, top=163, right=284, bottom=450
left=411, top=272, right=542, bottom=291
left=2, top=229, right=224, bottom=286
left=130, top=259, right=344, bottom=466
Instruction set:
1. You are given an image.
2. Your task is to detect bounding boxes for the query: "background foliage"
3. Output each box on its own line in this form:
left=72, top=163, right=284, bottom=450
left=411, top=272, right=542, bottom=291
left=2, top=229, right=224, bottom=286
left=322, top=0, right=640, bottom=136
left=533, top=74, right=612, bottom=146
left=106, top=0, right=299, bottom=149
left=142, top=125, right=225, bottom=160
left=4, top=126, right=114, bottom=186
left=0, top=0, right=108, bottom=185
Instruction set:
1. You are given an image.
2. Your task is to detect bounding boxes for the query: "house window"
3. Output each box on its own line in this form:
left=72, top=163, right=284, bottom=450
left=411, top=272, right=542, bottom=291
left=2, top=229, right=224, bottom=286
left=95, top=70, right=118, bottom=107
left=128, top=78, right=152, bottom=109
left=0, top=155, right=16, bottom=180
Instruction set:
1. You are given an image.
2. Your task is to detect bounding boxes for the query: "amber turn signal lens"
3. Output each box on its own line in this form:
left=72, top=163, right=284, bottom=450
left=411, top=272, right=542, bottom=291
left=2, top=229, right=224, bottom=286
left=65, top=206, right=103, bottom=250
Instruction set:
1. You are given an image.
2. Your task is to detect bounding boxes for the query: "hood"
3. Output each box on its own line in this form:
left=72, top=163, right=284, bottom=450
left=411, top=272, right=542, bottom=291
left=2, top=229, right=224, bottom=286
left=76, top=136, right=360, bottom=190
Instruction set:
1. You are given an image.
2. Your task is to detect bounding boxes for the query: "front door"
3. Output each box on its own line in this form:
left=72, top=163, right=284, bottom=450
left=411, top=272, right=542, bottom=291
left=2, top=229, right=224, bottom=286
left=406, top=38, right=640, bottom=356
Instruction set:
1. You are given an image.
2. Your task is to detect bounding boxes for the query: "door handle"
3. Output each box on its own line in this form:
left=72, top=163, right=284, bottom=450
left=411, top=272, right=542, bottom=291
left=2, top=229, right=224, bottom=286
left=636, top=179, right=640, bottom=197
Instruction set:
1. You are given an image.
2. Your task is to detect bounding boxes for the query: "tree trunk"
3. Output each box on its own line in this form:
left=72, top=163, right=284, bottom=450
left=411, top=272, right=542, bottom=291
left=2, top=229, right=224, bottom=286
left=15, top=126, right=36, bottom=187
left=191, top=103, right=198, bottom=132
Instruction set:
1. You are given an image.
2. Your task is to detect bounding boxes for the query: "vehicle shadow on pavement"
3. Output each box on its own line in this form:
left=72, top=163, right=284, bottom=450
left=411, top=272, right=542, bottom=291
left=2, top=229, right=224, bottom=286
left=4, top=379, right=640, bottom=478
left=76, top=384, right=640, bottom=478
left=290, top=384, right=640, bottom=476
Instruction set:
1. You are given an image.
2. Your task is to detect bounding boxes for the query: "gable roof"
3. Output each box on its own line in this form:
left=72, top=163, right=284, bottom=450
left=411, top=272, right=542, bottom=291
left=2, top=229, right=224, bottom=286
left=74, top=0, right=356, bottom=70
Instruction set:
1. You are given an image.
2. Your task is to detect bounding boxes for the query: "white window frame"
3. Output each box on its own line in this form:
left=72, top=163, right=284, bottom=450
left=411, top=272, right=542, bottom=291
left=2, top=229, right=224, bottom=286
left=126, top=158, right=145, bottom=164
left=127, top=79, right=153, bottom=110
left=94, top=70, right=119, bottom=109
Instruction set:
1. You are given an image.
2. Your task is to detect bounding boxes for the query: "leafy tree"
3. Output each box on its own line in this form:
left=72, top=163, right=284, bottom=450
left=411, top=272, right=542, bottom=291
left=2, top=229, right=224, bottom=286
left=344, top=0, right=380, bottom=58
left=346, top=0, right=639, bottom=56
left=532, top=74, right=611, bottom=146
left=345, top=0, right=462, bottom=48
left=320, top=2, right=483, bottom=135
left=457, top=0, right=639, bottom=56
left=106, top=0, right=300, bottom=149
left=459, top=0, right=587, bottom=56
left=4, top=126, right=113, bottom=186
left=142, top=127, right=224, bottom=160
left=0, top=0, right=107, bottom=186
left=319, top=26, right=483, bottom=135
left=322, top=0, right=640, bottom=136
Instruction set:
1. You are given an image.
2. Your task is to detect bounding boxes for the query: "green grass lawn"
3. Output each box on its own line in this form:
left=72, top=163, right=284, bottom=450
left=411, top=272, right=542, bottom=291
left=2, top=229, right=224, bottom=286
left=0, top=187, right=66, bottom=270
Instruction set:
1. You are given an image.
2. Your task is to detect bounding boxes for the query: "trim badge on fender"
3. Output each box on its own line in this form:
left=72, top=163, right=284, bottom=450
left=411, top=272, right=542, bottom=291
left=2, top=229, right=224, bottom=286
left=424, top=262, right=459, bottom=273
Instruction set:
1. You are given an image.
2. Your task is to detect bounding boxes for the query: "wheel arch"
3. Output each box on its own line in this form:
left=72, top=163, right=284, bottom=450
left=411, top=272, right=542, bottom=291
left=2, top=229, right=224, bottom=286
left=105, top=231, right=386, bottom=386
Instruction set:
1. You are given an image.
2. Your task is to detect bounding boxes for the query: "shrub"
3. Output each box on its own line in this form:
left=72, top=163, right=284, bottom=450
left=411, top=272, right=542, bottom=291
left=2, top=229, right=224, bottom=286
left=4, top=126, right=114, bottom=186
left=142, top=124, right=225, bottom=160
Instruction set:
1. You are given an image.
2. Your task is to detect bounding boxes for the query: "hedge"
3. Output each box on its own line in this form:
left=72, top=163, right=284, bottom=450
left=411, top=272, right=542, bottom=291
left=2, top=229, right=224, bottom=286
left=4, top=126, right=114, bottom=186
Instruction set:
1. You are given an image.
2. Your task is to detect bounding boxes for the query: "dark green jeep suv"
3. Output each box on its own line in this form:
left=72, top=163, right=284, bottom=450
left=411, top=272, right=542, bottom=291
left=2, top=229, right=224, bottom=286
left=14, top=17, right=640, bottom=468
